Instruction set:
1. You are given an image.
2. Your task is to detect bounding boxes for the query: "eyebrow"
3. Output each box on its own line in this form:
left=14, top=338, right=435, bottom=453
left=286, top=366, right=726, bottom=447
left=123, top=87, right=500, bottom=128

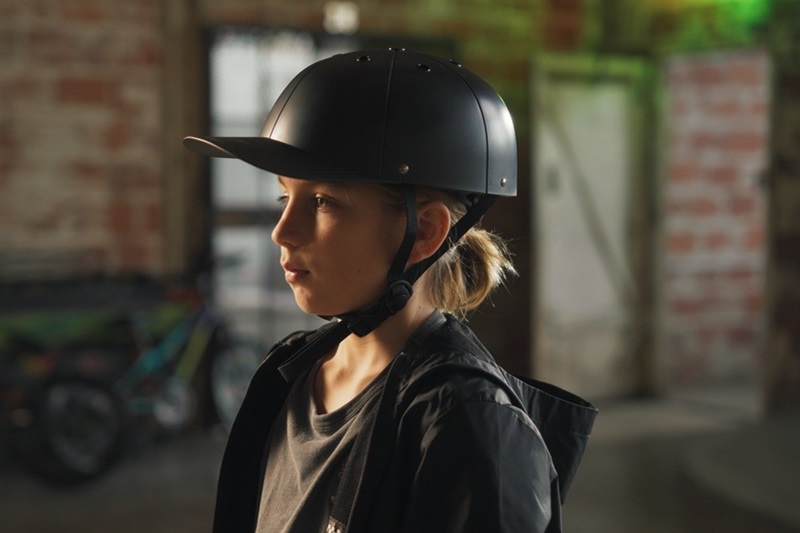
left=277, top=176, right=352, bottom=193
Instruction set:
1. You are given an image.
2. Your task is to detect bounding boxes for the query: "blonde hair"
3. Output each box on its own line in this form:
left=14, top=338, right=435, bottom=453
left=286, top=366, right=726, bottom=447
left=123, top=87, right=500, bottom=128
left=376, top=185, right=517, bottom=318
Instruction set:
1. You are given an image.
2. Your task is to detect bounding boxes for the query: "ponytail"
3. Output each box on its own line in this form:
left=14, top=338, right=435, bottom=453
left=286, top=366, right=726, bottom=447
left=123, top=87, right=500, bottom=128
left=416, top=189, right=517, bottom=318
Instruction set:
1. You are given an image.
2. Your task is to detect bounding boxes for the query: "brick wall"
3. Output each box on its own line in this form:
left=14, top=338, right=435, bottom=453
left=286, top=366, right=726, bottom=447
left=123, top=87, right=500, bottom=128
left=661, top=50, right=769, bottom=385
left=0, top=0, right=164, bottom=279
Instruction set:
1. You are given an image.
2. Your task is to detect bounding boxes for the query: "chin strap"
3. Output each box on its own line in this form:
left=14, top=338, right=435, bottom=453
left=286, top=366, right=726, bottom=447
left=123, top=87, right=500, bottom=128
left=338, top=184, right=418, bottom=336
left=278, top=189, right=496, bottom=382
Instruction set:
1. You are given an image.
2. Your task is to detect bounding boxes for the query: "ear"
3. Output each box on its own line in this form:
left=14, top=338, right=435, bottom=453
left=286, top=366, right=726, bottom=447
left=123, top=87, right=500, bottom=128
left=407, top=201, right=451, bottom=265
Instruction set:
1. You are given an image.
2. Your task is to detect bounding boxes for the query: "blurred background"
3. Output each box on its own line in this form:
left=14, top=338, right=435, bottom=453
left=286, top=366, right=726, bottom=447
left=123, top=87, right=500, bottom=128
left=1, top=0, right=799, bottom=531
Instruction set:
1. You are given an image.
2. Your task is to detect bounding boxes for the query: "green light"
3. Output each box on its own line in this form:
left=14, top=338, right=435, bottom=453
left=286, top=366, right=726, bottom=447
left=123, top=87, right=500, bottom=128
left=685, top=0, right=768, bottom=25
left=666, top=0, right=769, bottom=50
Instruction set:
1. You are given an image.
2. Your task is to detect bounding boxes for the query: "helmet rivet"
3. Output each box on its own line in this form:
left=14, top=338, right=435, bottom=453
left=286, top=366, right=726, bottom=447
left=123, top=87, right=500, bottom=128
left=500, top=178, right=508, bottom=187
left=399, top=164, right=410, bottom=175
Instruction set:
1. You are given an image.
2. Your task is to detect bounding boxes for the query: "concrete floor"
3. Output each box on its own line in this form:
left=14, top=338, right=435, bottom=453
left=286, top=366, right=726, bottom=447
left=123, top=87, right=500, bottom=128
left=1, top=428, right=227, bottom=533
left=2, top=383, right=797, bottom=533
left=564, top=384, right=764, bottom=533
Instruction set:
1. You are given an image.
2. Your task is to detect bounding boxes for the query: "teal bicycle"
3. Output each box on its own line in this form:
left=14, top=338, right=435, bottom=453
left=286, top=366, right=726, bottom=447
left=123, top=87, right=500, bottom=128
left=7, top=278, right=262, bottom=485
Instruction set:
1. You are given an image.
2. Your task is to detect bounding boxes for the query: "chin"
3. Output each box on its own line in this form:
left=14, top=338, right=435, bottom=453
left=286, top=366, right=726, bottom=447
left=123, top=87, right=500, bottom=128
left=293, top=297, right=343, bottom=318
left=294, top=297, right=374, bottom=319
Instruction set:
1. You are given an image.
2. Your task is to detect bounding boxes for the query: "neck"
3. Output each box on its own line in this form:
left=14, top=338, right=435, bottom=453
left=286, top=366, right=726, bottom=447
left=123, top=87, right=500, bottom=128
left=314, top=294, right=435, bottom=413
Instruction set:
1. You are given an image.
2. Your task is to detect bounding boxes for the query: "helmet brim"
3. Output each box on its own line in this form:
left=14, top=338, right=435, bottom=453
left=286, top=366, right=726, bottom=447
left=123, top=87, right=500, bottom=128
left=183, top=135, right=377, bottom=183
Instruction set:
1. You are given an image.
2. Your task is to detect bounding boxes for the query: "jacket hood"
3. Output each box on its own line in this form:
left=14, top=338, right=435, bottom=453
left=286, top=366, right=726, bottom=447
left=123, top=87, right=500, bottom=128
left=401, top=312, right=598, bottom=502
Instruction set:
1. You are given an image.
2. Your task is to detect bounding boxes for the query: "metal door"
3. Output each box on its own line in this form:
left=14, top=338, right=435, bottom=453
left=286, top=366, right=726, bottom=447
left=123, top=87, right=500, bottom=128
left=532, top=55, right=653, bottom=398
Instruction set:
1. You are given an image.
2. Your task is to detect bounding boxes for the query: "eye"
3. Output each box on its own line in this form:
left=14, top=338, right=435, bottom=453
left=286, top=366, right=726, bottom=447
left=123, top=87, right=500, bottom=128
left=276, top=193, right=289, bottom=209
left=313, top=195, right=335, bottom=210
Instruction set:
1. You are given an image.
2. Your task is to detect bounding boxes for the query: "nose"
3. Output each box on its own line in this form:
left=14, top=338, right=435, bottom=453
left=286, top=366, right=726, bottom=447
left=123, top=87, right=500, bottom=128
left=271, top=201, right=304, bottom=248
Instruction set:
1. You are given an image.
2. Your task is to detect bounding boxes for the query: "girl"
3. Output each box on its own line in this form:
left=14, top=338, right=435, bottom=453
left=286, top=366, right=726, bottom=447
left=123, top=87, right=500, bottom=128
left=185, top=48, right=596, bottom=533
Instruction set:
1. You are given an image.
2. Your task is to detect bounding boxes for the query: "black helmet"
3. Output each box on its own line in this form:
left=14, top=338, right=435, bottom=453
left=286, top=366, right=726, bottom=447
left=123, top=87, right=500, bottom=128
left=184, top=48, right=516, bottom=197
left=184, top=49, right=517, bottom=378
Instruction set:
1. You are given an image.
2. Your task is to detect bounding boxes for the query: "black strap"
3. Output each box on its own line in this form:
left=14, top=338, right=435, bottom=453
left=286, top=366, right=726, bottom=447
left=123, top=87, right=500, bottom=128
left=388, top=184, right=418, bottom=285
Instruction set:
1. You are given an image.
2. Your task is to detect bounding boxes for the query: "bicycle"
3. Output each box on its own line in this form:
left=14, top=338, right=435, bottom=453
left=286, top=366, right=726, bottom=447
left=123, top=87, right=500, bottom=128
left=2, top=276, right=263, bottom=485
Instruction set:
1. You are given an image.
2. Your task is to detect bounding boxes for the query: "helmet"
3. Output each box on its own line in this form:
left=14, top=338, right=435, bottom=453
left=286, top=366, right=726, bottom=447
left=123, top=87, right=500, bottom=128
left=184, top=48, right=517, bottom=197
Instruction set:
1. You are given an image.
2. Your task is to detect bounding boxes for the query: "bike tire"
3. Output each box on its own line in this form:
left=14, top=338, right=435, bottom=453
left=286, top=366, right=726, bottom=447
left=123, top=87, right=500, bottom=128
left=209, top=333, right=263, bottom=431
left=23, top=377, right=126, bottom=485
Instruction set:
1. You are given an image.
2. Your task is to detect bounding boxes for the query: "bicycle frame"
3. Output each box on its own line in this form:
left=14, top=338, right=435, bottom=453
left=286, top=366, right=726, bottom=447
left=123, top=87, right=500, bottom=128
left=114, top=302, right=219, bottom=425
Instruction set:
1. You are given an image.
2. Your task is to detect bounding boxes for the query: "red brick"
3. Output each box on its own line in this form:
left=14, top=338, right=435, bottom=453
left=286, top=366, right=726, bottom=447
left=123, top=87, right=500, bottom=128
left=143, top=201, right=162, bottom=233
left=727, top=326, right=757, bottom=344
left=690, top=198, right=718, bottom=216
left=709, top=98, right=740, bottom=116
left=59, top=0, right=108, bottom=22
left=743, top=293, right=764, bottom=313
left=670, top=296, right=708, bottom=315
left=108, top=200, right=132, bottom=233
left=750, top=101, right=770, bottom=116
left=691, top=132, right=719, bottom=150
left=727, top=267, right=756, bottom=283
left=104, top=120, right=133, bottom=150
left=57, top=76, right=119, bottom=105
left=728, top=61, right=762, bottom=86
left=120, top=36, right=161, bottom=67
left=695, top=327, right=718, bottom=348
left=743, top=226, right=765, bottom=250
left=669, top=163, right=697, bottom=182
left=545, top=0, right=583, bottom=11
left=667, top=232, right=695, bottom=254
left=689, top=66, right=725, bottom=86
left=707, top=166, right=738, bottom=185
left=704, top=231, right=730, bottom=250
left=71, top=161, right=107, bottom=184
left=724, top=132, right=765, bottom=152
left=729, top=194, right=757, bottom=215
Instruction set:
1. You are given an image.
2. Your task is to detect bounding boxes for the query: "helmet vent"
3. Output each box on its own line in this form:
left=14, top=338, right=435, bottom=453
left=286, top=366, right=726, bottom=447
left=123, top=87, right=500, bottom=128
left=417, top=63, right=431, bottom=72
left=356, top=55, right=370, bottom=62
left=448, top=59, right=462, bottom=67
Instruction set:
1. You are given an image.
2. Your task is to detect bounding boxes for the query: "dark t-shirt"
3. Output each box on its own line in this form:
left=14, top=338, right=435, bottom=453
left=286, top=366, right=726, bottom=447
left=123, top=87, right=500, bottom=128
left=256, top=361, right=387, bottom=533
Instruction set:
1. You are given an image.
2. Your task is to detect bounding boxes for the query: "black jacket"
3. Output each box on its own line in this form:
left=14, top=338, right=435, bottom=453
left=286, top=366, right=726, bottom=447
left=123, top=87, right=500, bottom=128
left=214, top=313, right=597, bottom=532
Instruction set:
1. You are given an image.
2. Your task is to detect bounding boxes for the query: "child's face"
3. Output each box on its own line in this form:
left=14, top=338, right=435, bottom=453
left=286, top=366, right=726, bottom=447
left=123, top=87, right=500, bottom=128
left=272, top=176, right=404, bottom=317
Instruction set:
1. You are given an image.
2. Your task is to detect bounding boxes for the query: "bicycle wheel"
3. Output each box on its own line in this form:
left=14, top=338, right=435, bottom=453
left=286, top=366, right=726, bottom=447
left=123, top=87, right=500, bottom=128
left=209, top=335, right=262, bottom=431
left=28, top=378, right=125, bottom=485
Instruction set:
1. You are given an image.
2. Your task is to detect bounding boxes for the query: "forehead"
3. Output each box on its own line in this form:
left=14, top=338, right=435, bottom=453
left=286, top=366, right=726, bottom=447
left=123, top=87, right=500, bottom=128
left=278, top=175, right=349, bottom=190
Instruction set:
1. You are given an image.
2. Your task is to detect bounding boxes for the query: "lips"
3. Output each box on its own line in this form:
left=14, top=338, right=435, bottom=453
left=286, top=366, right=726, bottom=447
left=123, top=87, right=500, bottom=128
left=281, top=261, right=309, bottom=284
